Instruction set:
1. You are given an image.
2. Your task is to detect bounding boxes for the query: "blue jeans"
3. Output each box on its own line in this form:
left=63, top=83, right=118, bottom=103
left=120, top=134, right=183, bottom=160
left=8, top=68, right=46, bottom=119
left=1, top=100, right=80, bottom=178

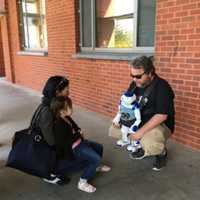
left=73, top=140, right=103, bottom=180
left=54, top=159, right=88, bottom=176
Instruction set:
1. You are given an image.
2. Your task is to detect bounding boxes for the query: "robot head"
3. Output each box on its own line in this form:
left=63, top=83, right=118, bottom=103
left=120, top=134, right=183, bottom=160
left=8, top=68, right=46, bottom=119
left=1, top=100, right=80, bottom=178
left=121, top=91, right=136, bottom=105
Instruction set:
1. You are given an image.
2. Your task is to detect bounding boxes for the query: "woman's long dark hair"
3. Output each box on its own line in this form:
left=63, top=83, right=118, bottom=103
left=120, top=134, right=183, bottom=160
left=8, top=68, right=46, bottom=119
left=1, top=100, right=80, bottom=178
left=42, top=76, right=69, bottom=106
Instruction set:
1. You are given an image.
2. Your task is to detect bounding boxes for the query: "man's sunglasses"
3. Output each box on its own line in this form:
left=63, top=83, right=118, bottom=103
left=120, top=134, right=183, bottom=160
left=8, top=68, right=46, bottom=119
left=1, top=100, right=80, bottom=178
left=130, top=72, right=146, bottom=79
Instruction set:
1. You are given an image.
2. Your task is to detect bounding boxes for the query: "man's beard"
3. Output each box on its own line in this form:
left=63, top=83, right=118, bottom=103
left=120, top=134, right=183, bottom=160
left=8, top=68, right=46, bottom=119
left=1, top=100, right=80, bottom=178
left=138, top=76, right=154, bottom=88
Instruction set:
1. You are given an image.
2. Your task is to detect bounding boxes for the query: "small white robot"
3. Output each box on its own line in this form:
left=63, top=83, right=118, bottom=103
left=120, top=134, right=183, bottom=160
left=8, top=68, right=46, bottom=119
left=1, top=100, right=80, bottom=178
left=113, top=91, right=141, bottom=152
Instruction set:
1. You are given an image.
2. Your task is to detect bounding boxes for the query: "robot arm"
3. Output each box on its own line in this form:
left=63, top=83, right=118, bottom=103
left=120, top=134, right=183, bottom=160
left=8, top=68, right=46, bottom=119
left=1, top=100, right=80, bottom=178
left=113, top=112, right=121, bottom=126
left=113, top=113, right=121, bottom=125
left=112, top=104, right=121, bottom=125
left=129, top=105, right=141, bottom=133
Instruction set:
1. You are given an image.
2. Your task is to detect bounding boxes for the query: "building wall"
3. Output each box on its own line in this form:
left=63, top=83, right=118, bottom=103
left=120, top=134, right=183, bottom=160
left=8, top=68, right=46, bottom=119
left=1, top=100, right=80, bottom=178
left=4, top=0, right=200, bottom=150
left=156, top=0, right=200, bottom=149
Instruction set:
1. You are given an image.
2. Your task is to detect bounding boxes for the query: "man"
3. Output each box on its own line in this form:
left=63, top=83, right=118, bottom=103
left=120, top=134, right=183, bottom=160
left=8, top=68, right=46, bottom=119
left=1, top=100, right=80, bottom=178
left=112, top=56, right=175, bottom=171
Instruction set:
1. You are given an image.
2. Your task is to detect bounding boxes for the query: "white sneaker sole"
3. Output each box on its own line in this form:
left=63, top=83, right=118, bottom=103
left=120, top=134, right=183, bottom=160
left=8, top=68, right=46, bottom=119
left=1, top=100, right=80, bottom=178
left=129, top=153, right=146, bottom=160
left=152, top=167, right=163, bottom=171
left=43, top=177, right=61, bottom=184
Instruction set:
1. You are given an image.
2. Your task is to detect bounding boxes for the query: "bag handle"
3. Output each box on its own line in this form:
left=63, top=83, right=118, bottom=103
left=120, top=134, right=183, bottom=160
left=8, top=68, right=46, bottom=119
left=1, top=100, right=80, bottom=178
left=30, top=104, right=44, bottom=131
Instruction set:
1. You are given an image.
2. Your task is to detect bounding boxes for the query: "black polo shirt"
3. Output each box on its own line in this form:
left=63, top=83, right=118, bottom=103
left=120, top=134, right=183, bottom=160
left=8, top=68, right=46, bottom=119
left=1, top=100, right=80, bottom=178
left=128, top=75, right=175, bottom=132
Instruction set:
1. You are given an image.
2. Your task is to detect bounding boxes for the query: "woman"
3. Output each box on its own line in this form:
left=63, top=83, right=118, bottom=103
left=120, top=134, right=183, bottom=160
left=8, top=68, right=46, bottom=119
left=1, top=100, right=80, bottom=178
left=50, top=96, right=111, bottom=193
left=36, top=75, right=88, bottom=185
left=35, top=76, right=71, bottom=185
left=39, top=76, right=70, bottom=147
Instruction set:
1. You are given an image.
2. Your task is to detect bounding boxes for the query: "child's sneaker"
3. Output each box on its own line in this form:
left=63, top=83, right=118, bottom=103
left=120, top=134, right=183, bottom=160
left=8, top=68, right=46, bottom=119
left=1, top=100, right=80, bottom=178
left=78, top=180, right=96, bottom=193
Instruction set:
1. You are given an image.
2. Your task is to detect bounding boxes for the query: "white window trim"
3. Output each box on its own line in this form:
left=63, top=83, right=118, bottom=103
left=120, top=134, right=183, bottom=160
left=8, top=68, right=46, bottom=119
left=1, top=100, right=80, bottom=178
left=17, top=50, right=48, bottom=56
left=18, top=0, right=48, bottom=51
left=79, top=0, right=155, bottom=53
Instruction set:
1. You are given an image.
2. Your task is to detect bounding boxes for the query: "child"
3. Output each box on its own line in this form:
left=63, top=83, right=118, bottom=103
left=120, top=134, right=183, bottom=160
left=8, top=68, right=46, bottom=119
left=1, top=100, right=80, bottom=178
left=112, top=91, right=142, bottom=152
left=50, top=96, right=111, bottom=193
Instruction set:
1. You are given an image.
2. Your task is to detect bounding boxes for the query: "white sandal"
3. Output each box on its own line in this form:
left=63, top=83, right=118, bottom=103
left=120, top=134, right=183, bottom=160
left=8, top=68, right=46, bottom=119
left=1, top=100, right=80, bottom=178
left=78, top=181, right=96, bottom=193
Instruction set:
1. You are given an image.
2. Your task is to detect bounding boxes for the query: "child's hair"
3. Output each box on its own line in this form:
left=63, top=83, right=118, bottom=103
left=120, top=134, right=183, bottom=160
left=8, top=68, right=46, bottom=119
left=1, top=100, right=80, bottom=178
left=50, top=96, right=72, bottom=118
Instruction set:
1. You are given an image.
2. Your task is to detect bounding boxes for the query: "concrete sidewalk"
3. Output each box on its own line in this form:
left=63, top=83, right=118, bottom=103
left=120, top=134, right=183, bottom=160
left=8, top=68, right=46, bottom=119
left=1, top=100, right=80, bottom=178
left=0, top=78, right=200, bottom=200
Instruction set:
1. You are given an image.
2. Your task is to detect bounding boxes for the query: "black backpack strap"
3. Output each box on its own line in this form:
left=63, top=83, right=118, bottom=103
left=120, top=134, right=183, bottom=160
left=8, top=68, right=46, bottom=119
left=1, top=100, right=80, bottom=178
left=139, top=77, right=158, bottom=109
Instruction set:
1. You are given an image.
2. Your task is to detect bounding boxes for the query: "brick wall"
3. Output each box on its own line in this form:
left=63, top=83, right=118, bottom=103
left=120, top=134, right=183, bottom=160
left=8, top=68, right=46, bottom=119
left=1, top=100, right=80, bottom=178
left=156, top=0, right=200, bottom=149
left=4, top=0, right=200, bottom=150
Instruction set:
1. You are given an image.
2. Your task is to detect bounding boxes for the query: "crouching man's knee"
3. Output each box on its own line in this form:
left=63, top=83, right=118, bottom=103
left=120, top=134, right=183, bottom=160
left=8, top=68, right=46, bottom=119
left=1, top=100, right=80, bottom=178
left=140, top=125, right=171, bottom=156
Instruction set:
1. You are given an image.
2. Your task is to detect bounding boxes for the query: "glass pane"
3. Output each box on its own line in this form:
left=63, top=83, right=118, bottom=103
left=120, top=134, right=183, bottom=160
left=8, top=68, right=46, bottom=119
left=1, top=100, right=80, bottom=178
left=20, top=0, right=47, bottom=50
left=25, top=16, right=41, bottom=49
left=81, top=0, right=92, bottom=47
left=41, top=17, right=48, bottom=48
left=23, top=16, right=47, bottom=49
left=23, top=17, right=29, bottom=48
left=137, top=0, right=156, bottom=47
left=96, top=0, right=134, bottom=48
left=22, top=0, right=26, bottom=12
left=22, top=0, right=40, bottom=14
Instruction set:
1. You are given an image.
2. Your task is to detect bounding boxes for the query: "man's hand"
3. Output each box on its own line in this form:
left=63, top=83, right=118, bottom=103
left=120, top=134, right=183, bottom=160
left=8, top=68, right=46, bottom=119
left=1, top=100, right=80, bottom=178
left=128, top=131, right=144, bottom=141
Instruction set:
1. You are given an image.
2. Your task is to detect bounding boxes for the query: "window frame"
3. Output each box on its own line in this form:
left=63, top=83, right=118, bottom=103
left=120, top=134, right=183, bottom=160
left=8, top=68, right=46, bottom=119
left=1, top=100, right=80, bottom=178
left=18, top=0, right=48, bottom=52
left=79, top=0, right=155, bottom=53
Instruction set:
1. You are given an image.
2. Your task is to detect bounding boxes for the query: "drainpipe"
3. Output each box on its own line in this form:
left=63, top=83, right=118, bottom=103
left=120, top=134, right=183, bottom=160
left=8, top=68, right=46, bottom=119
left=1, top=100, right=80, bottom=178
left=0, top=0, right=15, bottom=82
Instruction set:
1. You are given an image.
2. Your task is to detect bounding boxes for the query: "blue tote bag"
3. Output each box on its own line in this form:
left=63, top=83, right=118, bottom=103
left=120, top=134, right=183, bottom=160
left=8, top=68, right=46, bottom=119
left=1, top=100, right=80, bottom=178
left=6, top=105, right=56, bottom=178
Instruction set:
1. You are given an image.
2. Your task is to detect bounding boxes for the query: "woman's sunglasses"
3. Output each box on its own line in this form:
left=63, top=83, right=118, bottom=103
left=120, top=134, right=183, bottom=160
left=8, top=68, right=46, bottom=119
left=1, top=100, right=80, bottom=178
left=130, top=72, right=146, bottom=79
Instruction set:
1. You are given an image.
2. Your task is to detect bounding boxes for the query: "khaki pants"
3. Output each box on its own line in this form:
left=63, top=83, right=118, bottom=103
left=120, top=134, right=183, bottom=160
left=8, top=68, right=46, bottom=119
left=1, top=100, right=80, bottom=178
left=109, top=124, right=171, bottom=156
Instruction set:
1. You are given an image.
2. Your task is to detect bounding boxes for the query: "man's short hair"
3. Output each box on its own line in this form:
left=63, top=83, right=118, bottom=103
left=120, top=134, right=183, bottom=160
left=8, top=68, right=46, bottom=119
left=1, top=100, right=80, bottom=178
left=129, top=56, right=155, bottom=74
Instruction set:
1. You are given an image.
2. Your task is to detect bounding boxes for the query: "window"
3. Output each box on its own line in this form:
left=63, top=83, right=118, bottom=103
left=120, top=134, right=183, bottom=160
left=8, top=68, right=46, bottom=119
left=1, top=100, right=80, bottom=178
left=18, top=0, right=47, bottom=51
left=79, top=0, right=156, bottom=52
